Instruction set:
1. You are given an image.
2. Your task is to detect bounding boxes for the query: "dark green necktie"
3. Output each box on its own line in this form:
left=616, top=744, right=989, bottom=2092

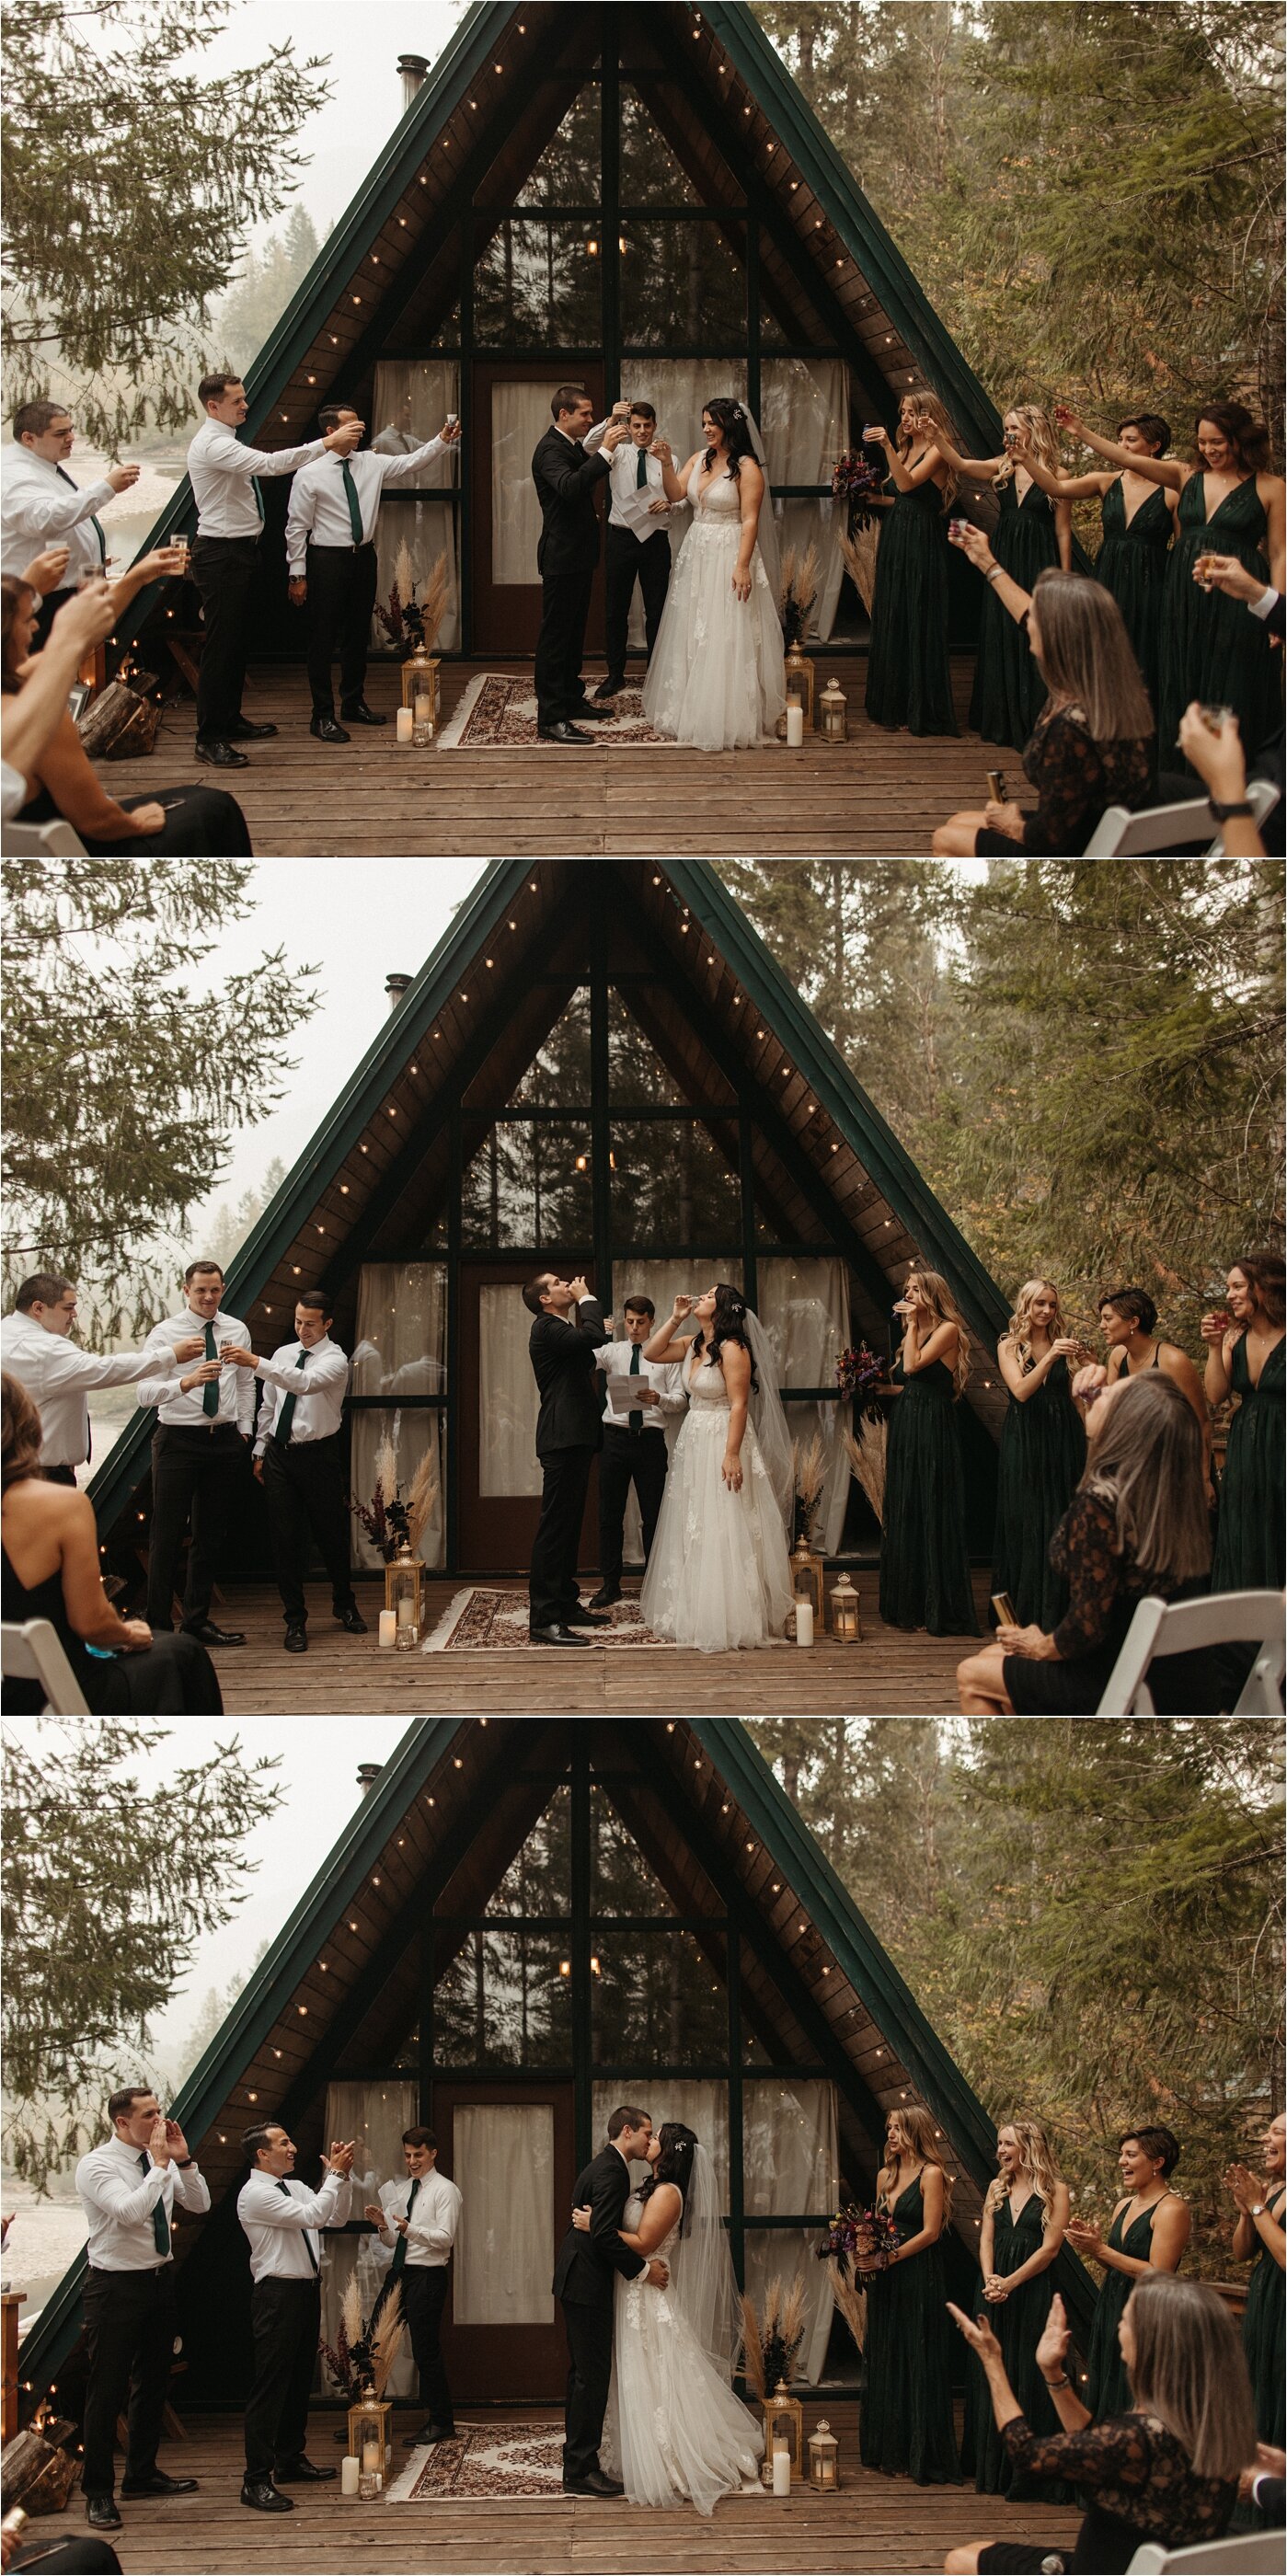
left=57, top=463, right=105, bottom=561
left=273, top=1348, right=307, bottom=1447
left=201, top=1320, right=220, bottom=1417
left=278, top=2178, right=319, bottom=2274
left=388, top=2176, right=419, bottom=2279
left=341, top=459, right=364, bottom=544
left=637, top=446, right=649, bottom=489
left=628, top=1340, right=643, bottom=1432
left=250, top=474, right=265, bottom=524
left=141, top=2152, right=170, bottom=2257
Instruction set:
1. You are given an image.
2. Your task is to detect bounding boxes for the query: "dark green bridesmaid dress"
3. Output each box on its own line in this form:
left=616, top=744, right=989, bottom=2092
left=971, top=2193, right=1073, bottom=2500
left=969, top=477, right=1060, bottom=751
left=1095, top=478, right=1173, bottom=700
left=1086, top=2197, right=1178, bottom=2421
left=1243, top=2184, right=1286, bottom=2449
left=879, top=1356, right=979, bottom=1637
left=992, top=1352, right=1085, bottom=1630
left=1212, top=1332, right=1285, bottom=1593
left=859, top=2172, right=961, bottom=2484
left=1159, top=474, right=1278, bottom=772
left=865, top=467, right=959, bottom=735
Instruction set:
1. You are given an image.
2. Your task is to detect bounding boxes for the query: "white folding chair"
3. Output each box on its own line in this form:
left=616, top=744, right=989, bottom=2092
left=1128, top=2532, right=1286, bottom=2572
left=1097, top=1591, right=1285, bottom=1715
left=0, top=817, right=89, bottom=856
left=1084, top=777, right=1280, bottom=856
left=0, top=1618, right=90, bottom=1714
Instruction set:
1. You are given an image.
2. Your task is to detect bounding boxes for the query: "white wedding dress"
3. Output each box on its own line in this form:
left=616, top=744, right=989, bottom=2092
left=600, top=2191, right=763, bottom=2513
left=641, top=462, right=787, bottom=750
left=639, top=1345, right=794, bottom=1651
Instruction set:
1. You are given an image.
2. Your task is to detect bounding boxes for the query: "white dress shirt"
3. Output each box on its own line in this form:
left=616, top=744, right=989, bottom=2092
left=584, top=419, right=683, bottom=540
left=2, top=448, right=114, bottom=581
left=284, top=439, right=449, bottom=575
left=368, top=2169, right=462, bottom=2273
left=76, top=2134, right=211, bottom=2272
left=237, top=2166, right=352, bottom=2283
left=187, top=420, right=329, bottom=540
left=0, top=1312, right=178, bottom=1469
left=1248, top=584, right=1281, bottom=621
left=252, top=1334, right=350, bottom=1454
left=2, top=758, right=27, bottom=820
left=138, top=1307, right=255, bottom=1432
left=593, top=1340, right=685, bottom=1432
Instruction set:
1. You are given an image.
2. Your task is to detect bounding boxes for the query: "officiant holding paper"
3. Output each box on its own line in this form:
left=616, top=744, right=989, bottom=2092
left=590, top=1296, right=685, bottom=1608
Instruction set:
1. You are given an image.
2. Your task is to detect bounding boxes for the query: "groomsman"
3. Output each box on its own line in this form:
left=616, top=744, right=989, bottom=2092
left=236, top=2125, right=353, bottom=2513
left=285, top=407, right=461, bottom=742
left=0, top=1273, right=198, bottom=1484
left=524, top=1271, right=612, bottom=1646
left=186, top=375, right=362, bottom=770
left=224, top=1290, right=366, bottom=1652
left=138, top=1260, right=254, bottom=1645
left=587, top=403, right=676, bottom=700
left=75, top=2087, right=209, bottom=2533
left=2, top=400, right=140, bottom=642
left=590, top=1296, right=684, bottom=1604
left=531, top=387, right=629, bottom=742
left=364, top=2126, right=462, bottom=2448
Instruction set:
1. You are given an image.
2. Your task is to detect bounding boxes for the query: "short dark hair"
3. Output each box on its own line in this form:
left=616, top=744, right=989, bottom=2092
left=523, top=1272, right=554, bottom=1317
left=184, top=1259, right=224, bottom=1287
left=1117, top=412, right=1170, bottom=456
left=14, top=399, right=72, bottom=441
left=15, top=1271, right=75, bottom=1311
left=295, top=1291, right=332, bottom=1317
left=243, top=2122, right=284, bottom=2165
left=606, top=2103, right=649, bottom=2141
left=198, top=373, right=244, bottom=408
left=552, top=382, right=589, bottom=420
left=623, top=1295, right=655, bottom=1319
left=402, top=2125, right=437, bottom=2151
left=627, top=401, right=656, bottom=424
left=1099, top=1285, right=1157, bottom=1336
left=108, top=2086, right=155, bottom=2125
left=1120, top=2123, right=1181, bottom=2177
left=317, top=404, right=357, bottom=434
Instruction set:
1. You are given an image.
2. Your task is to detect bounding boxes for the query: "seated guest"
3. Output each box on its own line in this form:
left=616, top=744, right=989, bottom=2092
left=1, top=573, right=252, bottom=854
left=933, top=535, right=1155, bottom=854
left=4, top=2534, right=121, bottom=2570
left=957, top=1372, right=1215, bottom=1715
left=1, top=578, right=113, bottom=808
left=1, top=1374, right=223, bottom=1714
left=945, top=2276, right=1251, bottom=2575
left=1097, top=1285, right=1212, bottom=1501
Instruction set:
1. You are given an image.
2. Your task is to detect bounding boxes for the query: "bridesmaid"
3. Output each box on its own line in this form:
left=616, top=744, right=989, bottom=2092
left=971, top=2121, right=1071, bottom=2498
left=1202, top=1251, right=1285, bottom=1591
left=879, top=1267, right=979, bottom=1638
left=1009, top=412, right=1176, bottom=698
left=859, top=2105, right=961, bottom=2485
left=1055, top=399, right=1285, bottom=770
left=993, top=1280, right=1086, bottom=1629
left=1098, top=1284, right=1212, bottom=1502
left=931, top=404, right=1073, bottom=750
left=1227, top=2110, right=1286, bottom=2454
left=1066, top=2126, right=1189, bottom=2422
left=864, top=387, right=960, bottom=736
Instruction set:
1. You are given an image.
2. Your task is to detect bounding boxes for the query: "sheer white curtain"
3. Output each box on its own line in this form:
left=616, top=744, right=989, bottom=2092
left=757, top=1257, right=852, bottom=1555
left=743, top=2077, right=838, bottom=2385
left=762, top=358, right=848, bottom=642
left=478, top=1282, right=542, bottom=1497
left=593, top=2079, right=730, bottom=2198
left=370, top=361, right=461, bottom=652
left=489, top=379, right=566, bottom=586
left=452, top=2102, right=555, bottom=2324
left=351, top=1263, right=446, bottom=1569
left=318, top=2080, right=419, bottom=2398
left=607, top=1260, right=736, bottom=1558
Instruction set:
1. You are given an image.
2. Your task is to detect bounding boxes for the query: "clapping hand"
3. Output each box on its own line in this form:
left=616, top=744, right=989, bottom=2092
left=325, top=2139, right=356, bottom=2176
left=362, top=2202, right=386, bottom=2229
left=1065, top=2216, right=1104, bottom=2258
left=946, top=2302, right=1003, bottom=2363
left=1225, top=2162, right=1268, bottom=2214
left=1034, top=2292, right=1073, bottom=2380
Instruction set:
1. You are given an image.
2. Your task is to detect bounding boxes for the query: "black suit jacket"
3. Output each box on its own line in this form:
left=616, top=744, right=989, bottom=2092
left=552, top=2143, right=647, bottom=2307
left=529, top=1297, right=605, bottom=1457
left=532, top=425, right=612, bottom=578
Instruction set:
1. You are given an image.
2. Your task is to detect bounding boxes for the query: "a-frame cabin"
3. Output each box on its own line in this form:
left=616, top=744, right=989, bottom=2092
left=90, top=860, right=1009, bottom=1592
left=19, top=1717, right=1095, bottom=2416
left=120, top=0, right=1002, bottom=665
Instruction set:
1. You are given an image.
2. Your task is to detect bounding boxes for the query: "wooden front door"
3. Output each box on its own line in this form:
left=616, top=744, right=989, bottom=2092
left=457, top=1259, right=601, bottom=1574
left=435, top=2081, right=574, bottom=2402
left=471, top=361, right=607, bottom=655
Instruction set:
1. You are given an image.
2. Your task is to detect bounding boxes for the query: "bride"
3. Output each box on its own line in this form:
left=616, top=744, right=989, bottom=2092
left=642, top=398, right=787, bottom=751
left=638, top=1284, right=794, bottom=1652
left=574, top=2122, right=763, bottom=2514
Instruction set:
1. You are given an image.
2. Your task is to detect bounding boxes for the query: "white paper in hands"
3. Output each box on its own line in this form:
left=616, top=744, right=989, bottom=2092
left=605, top=1374, right=658, bottom=1414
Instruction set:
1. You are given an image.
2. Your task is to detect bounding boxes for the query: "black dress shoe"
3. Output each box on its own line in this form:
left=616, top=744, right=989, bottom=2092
left=86, top=2497, right=122, bottom=2531
left=563, top=2468, right=625, bottom=2497
left=537, top=721, right=592, bottom=743
left=240, top=2477, right=293, bottom=2512
left=121, top=2471, right=199, bottom=2496
left=273, top=2457, right=336, bottom=2482
left=564, top=1605, right=611, bottom=1627
left=310, top=713, right=350, bottom=743
left=283, top=1620, right=307, bottom=1653
left=588, top=1586, right=621, bottom=1608
left=592, top=678, right=623, bottom=701
left=183, top=1621, right=246, bottom=1646
left=195, top=739, right=249, bottom=768
left=407, top=2421, right=455, bottom=2446
left=334, top=1601, right=369, bottom=1633
left=340, top=701, right=387, bottom=726
left=529, top=1622, right=594, bottom=1647
left=227, top=719, right=278, bottom=739
left=568, top=699, right=611, bottom=719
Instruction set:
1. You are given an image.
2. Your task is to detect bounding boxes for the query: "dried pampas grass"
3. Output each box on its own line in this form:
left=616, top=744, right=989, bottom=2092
left=405, top=1445, right=439, bottom=1557
left=827, top=2256, right=868, bottom=2354
left=371, top=2283, right=406, bottom=2397
left=341, top=2271, right=364, bottom=2352
left=845, top=1414, right=887, bottom=1527
left=840, top=520, right=880, bottom=615
left=373, top=1431, right=398, bottom=1503
left=792, top=1431, right=828, bottom=1540
left=739, top=2271, right=808, bottom=2398
left=779, top=542, right=821, bottom=633
left=419, top=551, right=451, bottom=653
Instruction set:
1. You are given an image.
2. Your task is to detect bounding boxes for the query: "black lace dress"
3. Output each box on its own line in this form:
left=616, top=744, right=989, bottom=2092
left=976, top=2410, right=1237, bottom=2575
left=1, top=1546, right=223, bottom=1716
left=1001, top=1492, right=1217, bottom=1714
left=974, top=704, right=1155, bottom=855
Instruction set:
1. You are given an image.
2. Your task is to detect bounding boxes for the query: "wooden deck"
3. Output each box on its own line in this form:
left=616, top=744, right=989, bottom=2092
left=106, top=657, right=1015, bottom=857
left=204, top=1570, right=988, bottom=1716
left=86, top=2401, right=1082, bottom=2574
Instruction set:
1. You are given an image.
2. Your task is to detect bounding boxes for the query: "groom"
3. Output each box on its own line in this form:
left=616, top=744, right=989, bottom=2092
left=531, top=386, right=629, bottom=742
left=524, top=1271, right=612, bottom=1647
left=552, top=2107, right=669, bottom=2496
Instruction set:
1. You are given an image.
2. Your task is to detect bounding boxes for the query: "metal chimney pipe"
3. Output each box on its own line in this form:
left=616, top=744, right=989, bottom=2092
left=385, top=972, right=412, bottom=1014
left=398, top=52, right=430, bottom=113
left=356, top=1763, right=383, bottom=1799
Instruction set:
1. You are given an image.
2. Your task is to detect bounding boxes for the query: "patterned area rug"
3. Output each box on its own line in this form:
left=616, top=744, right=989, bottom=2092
left=385, top=2421, right=565, bottom=2501
left=423, top=1586, right=672, bottom=1650
left=438, top=673, right=675, bottom=749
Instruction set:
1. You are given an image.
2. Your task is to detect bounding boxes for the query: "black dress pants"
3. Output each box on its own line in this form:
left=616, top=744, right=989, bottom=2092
left=597, top=1424, right=668, bottom=1590
left=81, top=2264, right=176, bottom=2499
left=244, top=2276, right=320, bottom=2478
left=603, top=524, right=671, bottom=686
left=402, top=2266, right=453, bottom=2423
left=191, top=535, right=259, bottom=741
left=529, top=1444, right=595, bottom=1630
left=534, top=569, right=595, bottom=727
left=261, top=1433, right=356, bottom=1623
left=560, top=2296, right=614, bottom=2482
left=304, top=542, right=379, bottom=715
left=146, top=1423, right=247, bottom=1630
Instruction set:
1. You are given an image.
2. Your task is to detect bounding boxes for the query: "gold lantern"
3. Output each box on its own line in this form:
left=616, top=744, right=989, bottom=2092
left=808, top=2417, right=840, bottom=2490
left=762, top=2379, right=804, bottom=2482
left=400, top=642, right=440, bottom=740
left=783, top=641, right=816, bottom=728
left=385, top=1545, right=423, bottom=1646
left=789, top=1536, right=825, bottom=1623
left=819, top=677, right=848, bottom=742
left=829, top=1571, right=862, bottom=1642
left=348, top=2393, right=391, bottom=2480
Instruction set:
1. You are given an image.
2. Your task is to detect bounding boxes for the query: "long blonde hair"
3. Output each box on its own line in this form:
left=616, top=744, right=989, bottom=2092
left=904, top=1267, right=971, bottom=1398
left=1005, top=1279, right=1068, bottom=1374
left=881, top=2104, right=956, bottom=2225
left=900, top=386, right=960, bottom=506
left=995, top=402, right=1061, bottom=486
left=1127, top=2274, right=1257, bottom=2481
left=984, top=2119, right=1064, bottom=2219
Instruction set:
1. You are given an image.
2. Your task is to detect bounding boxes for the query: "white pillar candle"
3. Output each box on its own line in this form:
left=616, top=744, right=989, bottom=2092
left=396, top=1591, right=414, bottom=1627
left=396, top=706, right=413, bottom=743
left=378, top=1610, right=396, bottom=1650
left=773, top=2444, right=791, bottom=2495
left=786, top=701, right=804, bottom=748
left=794, top=1597, right=814, bottom=1646
left=415, top=694, right=434, bottom=731
left=340, top=2455, right=360, bottom=2495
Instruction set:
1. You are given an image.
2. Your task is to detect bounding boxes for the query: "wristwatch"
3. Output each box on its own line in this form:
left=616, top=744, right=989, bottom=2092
left=1207, top=799, right=1254, bottom=822
left=1248, top=2201, right=1268, bottom=2217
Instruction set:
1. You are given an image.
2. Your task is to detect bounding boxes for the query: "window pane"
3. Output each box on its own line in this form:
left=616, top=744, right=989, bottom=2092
left=621, top=219, right=746, bottom=347
left=350, top=1265, right=447, bottom=1571
left=620, top=86, right=700, bottom=204
left=521, top=87, right=602, bottom=204
left=591, top=1927, right=729, bottom=2065
left=487, top=1785, right=571, bottom=1915
left=611, top=1119, right=741, bottom=1245
left=453, top=2103, right=555, bottom=2324
left=433, top=1928, right=572, bottom=2065
left=591, top=1798, right=682, bottom=1915
left=762, top=358, right=849, bottom=487
left=511, top=989, right=592, bottom=1105
left=461, top=1121, right=592, bottom=1249
left=758, top=236, right=835, bottom=350
left=475, top=219, right=602, bottom=347
left=608, top=989, right=736, bottom=1108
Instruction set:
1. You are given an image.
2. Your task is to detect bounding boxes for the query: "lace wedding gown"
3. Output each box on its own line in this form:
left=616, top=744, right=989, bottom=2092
left=600, top=2194, right=763, bottom=2513
left=641, top=462, right=787, bottom=750
left=638, top=1347, right=794, bottom=1651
